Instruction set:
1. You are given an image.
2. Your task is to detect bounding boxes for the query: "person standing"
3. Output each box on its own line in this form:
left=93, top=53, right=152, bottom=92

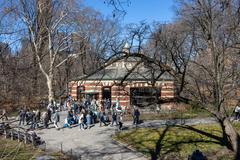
left=1, top=109, right=8, bottom=121
left=47, top=101, right=54, bottom=122
left=26, top=109, right=31, bottom=125
left=115, top=98, right=121, bottom=111
left=78, top=112, right=85, bottom=130
left=35, top=109, right=41, bottom=127
left=19, top=108, right=26, bottom=126
left=99, top=111, right=108, bottom=127
left=43, top=111, right=49, bottom=129
left=111, top=111, right=118, bottom=127
left=106, top=98, right=111, bottom=110
left=86, top=112, right=92, bottom=129
left=30, top=111, right=37, bottom=129
left=133, top=107, right=140, bottom=125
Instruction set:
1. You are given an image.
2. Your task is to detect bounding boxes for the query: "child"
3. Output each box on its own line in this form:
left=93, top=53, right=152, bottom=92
left=78, top=112, right=85, bottom=130
left=118, top=113, right=123, bottom=130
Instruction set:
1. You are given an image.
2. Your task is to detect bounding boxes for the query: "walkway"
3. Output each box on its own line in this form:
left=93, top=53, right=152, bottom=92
left=7, top=111, right=219, bottom=160
left=35, top=111, right=146, bottom=160
left=124, top=117, right=217, bottom=129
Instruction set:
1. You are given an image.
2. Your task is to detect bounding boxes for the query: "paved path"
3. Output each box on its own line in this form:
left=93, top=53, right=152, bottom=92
left=35, top=111, right=147, bottom=160
left=124, top=117, right=217, bottom=129
left=8, top=111, right=219, bottom=160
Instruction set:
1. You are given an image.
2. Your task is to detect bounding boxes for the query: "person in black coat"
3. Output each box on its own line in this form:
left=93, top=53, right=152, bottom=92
left=111, top=111, right=118, bottom=126
left=133, top=107, right=140, bottom=125
left=19, top=108, right=26, bottom=126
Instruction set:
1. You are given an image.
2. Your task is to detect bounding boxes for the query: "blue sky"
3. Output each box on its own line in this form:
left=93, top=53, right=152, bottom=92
left=84, top=0, right=175, bottom=24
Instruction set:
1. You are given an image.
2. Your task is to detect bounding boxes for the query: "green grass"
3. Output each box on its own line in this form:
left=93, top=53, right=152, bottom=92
left=114, top=123, right=240, bottom=159
left=0, top=137, right=67, bottom=160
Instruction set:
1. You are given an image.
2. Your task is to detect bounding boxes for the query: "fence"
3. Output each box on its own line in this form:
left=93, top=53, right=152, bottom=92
left=0, top=122, right=46, bottom=149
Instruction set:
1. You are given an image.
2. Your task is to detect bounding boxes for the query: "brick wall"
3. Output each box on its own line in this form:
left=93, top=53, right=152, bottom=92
left=69, top=80, right=176, bottom=107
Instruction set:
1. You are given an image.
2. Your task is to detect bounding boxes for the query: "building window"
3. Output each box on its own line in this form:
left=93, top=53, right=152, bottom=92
left=77, top=86, right=85, bottom=100
left=102, top=87, right=111, bottom=101
left=130, top=87, right=160, bottom=107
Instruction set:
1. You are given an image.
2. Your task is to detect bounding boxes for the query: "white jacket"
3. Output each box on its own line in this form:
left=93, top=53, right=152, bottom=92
left=78, top=114, right=84, bottom=123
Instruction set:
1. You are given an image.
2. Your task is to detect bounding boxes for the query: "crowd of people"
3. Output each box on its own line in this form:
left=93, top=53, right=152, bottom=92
left=16, top=96, right=141, bottom=131
left=18, top=108, right=41, bottom=129
left=62, top=97, right=127, bottom=131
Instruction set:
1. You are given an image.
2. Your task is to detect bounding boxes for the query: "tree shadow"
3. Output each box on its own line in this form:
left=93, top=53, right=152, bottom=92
left=149, top=126, right=170, bottom=160
left=65, top=137, right=145, bottom=160
left=154, top=124, right=233, bottom=159
left=115, top=122, right=235, bottom=160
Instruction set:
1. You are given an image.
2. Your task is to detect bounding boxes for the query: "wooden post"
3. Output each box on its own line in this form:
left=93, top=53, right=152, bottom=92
left=11, top=130, right=13, bottom=140
left=60, top=143, right=63, bottom=153
left=24, top=132, right=27, bottom=144
left=0, top=123, right=3, bottom=135
left=17, top=131, right=20, bottom=142
left=4, top=129, right=7, bottom=139
left=32, top=134, right=35, bottom=147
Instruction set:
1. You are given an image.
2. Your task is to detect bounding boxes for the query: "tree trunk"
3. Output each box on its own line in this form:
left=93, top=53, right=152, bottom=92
left=47, top=75, right=54, bottom=103
left=222, top=118, right=240, bottom=159
left=32, top=54, right=38, bottom=96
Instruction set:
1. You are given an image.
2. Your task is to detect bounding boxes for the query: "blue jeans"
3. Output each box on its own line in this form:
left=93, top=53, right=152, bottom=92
left=19, top=118, right=25, bottom=125
left=79, top=123, right=84, bottom=129
left=111, top=119, right=117, bottom=126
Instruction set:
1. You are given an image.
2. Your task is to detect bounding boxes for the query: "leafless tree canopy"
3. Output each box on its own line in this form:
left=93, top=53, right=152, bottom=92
left=0, top=0, right=120, bottom=108
left=1, top=0, right=240, bottom=158
left=150, top=0, right=240, bottom=158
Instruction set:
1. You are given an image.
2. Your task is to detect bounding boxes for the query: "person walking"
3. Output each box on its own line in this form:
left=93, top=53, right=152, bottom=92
left=52, top=110, right=60, bottom=129
left=99, top=111, right=108, bottom=127
left=118, top=113, right=123, bottom=130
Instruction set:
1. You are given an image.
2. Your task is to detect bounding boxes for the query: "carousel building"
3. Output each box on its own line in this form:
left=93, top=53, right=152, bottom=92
left=69, top=56, right=176, bottom=109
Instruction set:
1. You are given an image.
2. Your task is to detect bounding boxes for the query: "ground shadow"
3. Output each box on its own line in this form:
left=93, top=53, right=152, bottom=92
left=114, top=122, right=234, bottom=160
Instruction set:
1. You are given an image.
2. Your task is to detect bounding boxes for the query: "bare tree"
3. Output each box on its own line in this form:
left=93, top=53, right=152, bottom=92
left=103, top=0, right=240, bottom=158
left=175, top=0, right=240, bottom=158
left=150, top=22, right=194, bottom=98
left=103, top=0, right=130, bottom=17
left=5, top=0, right=87, bottom=102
